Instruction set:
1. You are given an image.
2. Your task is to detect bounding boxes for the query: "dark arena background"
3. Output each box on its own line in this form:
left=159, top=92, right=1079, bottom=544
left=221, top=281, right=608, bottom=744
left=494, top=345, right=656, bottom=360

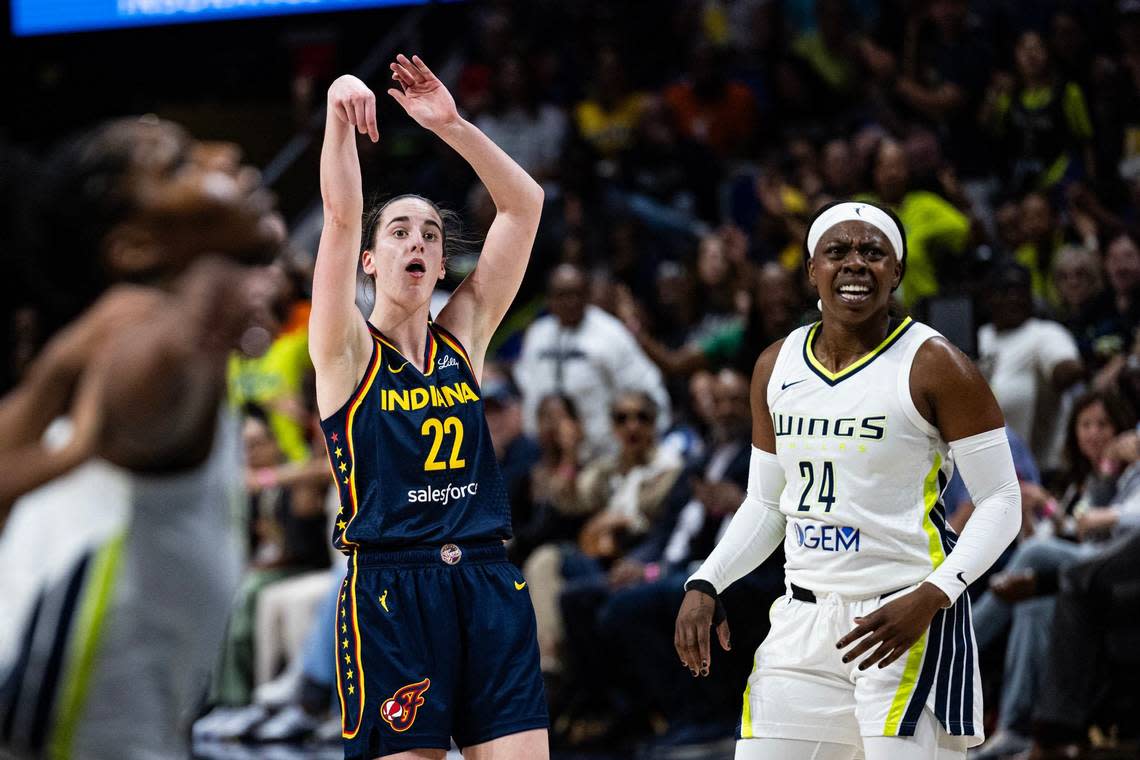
left=2, top=1, right=1140, bottom=759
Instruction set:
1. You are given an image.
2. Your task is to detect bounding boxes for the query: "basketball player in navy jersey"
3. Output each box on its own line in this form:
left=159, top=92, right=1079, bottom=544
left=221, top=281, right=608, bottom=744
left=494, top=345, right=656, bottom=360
left=675, top=201, right=1023, bottom=760
left=310, top=56, right=547, bottom=759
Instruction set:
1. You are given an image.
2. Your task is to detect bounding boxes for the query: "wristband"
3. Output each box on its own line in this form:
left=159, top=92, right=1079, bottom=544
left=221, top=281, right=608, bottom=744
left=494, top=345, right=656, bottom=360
left=684, top=579, right=727, bottom=625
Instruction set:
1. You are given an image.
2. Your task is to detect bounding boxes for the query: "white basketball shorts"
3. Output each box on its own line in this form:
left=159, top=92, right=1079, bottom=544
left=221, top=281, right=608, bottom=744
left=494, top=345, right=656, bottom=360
left=739, top=585, right=983, bottom=750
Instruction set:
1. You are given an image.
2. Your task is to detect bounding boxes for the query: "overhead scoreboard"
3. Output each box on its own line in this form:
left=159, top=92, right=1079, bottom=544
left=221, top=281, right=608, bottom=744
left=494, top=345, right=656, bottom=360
left=11, top=0, right=435, bottom=36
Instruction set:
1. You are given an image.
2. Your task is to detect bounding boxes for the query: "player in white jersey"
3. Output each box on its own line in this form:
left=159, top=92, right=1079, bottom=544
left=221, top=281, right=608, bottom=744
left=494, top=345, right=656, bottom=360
left=0, top=118, right=285, bottom=759
left=675, top=200, right=1023, bottom=760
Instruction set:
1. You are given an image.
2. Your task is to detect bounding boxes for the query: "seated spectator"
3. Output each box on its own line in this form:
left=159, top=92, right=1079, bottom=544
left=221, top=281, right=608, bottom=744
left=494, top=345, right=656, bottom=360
left=227, top=263, right=313, bottom=463
left=509, top=393, right=593, bottom=567
left=576, top=393, right=685, bottom=538
left=523, top=391, right=683, bottom=678
left=480, top=368, right=543, bottom=558
left=889, top=0, right=993, bottom=179
left=209, top=405, right=330, bottom=710
left=1052, top=244, right=1130, bottom=373
left=663, top=43, right=757, bottom=160
left=473, top=54, right=568, bottom=188
left=1105, top=230, right=1140, bottom=339
left=970, top=389, right=1138, bottom=759
left=547, top=371, right=783, bottom=747
left=982, top=29, right=1096, bottom=195
left=858, top=139, right=972, bottom=308
left=786, top=0, right=870, bottom=116
left=1012, top=192, right=1068, bottom=307
left=624, top=260, right=802, bottom=380
left=976, top=262, right=1084, bottom=472
left=614, top=95, right=720, bottom=229
left=1030, top=528, right=1140, bottom=758
left=574, top=45, right=649, bottom=159
left=514, top=263, right=672, bottom=457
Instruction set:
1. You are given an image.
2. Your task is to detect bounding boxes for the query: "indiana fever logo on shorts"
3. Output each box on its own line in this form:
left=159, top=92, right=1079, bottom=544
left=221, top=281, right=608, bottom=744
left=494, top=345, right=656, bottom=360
left=380, top=678, right=431, bottom=732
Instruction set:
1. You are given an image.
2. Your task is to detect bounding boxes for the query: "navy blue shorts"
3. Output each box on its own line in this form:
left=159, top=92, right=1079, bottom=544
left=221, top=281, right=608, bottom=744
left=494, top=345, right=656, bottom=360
left=335, top=541, right=548, bottom=759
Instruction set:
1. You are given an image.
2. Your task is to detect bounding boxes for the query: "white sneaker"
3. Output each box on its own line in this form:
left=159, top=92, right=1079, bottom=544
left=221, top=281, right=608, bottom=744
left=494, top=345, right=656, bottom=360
left=254, top=665, right=302, bottom=708
left=212, top=704, right=271, bottom=741
left=252, top=704, right=319, bottom=743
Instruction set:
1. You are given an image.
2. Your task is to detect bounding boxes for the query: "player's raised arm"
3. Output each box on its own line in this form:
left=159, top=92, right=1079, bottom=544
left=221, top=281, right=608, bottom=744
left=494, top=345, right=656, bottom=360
left=675, top=339, right=789, bottom=677
left=310, top=75, right=379, bottom=415
left=386, top=54, right=544, bottom=376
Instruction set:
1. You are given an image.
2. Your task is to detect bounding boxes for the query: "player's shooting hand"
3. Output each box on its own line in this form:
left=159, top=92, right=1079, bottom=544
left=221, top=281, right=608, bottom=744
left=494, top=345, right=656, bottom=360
left=327, top=75, right=379, bottom=142
left=674, top=589, right=730, bottom=678
left=836, top=583, right=947, bottom=671
left=387, top=54, right=459, bottom=133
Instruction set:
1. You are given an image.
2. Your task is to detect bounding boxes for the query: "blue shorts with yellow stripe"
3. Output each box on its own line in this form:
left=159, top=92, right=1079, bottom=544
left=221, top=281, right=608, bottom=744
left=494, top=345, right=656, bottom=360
left=336, top=541, right=548, bottom=758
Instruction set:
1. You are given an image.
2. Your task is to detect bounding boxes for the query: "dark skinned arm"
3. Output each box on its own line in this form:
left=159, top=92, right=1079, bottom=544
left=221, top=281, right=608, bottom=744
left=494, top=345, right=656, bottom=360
left=837, top=338, right=1007, bottom=671
left=674, top=339, right=783, bottom=676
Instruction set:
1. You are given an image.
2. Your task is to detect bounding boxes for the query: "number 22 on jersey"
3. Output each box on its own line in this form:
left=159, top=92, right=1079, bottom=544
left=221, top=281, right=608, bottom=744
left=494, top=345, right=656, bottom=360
left=422, top=417, right=466, bottom=471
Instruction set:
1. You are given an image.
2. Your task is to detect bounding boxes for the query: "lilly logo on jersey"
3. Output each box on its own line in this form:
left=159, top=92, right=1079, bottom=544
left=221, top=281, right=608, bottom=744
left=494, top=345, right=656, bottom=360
left=407, top=481, right=479, bottom=506
left=380, top=382, right=479, bottom=413
left=437, top=355, right=459, bottom=371
left=794, top=523, right=861, bottom=552
left=772, top=413, right=886, bottom=440
left=380, top=678, right=430, bottom=732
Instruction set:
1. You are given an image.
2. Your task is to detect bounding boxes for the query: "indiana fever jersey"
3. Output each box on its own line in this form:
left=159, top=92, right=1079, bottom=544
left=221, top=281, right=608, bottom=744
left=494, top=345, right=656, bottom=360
left=767, top=317, right=958, bottom=598
left=319, top=321, right=510, bottom=552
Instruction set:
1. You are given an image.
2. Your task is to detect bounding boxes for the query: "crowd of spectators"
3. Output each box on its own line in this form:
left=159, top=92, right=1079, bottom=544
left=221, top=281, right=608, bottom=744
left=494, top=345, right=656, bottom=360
left=188, top=2, right=1140, bottom=755
left=4, top=0, right=1140, bottom=758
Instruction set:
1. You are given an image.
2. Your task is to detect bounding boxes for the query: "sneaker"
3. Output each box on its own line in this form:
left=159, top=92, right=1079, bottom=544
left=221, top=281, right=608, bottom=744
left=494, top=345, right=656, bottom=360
left=971, top=730, right=1031, bottom=759
left=314, top=715, right=345, bottom=744
left=211, top=704, right=271, bottom=741
left=193, top=706, right=248, bottom=742
left=254, top=664, right=302, bottom=708
left=252, top=704, right=319, bottom=743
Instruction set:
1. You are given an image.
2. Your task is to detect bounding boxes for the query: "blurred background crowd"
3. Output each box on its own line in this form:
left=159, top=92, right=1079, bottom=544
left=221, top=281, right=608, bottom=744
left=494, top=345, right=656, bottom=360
left=2, top=0, right=1140, bottom=758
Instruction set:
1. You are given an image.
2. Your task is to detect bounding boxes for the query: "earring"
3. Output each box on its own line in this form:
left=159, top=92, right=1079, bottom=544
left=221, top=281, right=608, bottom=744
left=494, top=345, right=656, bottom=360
left=816, top=299, right=823, bottom=311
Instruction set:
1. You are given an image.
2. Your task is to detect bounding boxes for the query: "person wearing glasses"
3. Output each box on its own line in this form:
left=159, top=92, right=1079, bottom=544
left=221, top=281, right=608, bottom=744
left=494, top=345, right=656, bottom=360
left=674, top=200, right=1022, bottom=760
left=311, top=56, right=548, bottom=759
left=523, top=391, right=683, bottom=682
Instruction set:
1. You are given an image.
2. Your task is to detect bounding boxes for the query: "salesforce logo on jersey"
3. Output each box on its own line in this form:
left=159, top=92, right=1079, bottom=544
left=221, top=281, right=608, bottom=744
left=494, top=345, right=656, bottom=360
left=794, top=523, right=861, bottom=552
left=407, top=481, right=479, bottom=506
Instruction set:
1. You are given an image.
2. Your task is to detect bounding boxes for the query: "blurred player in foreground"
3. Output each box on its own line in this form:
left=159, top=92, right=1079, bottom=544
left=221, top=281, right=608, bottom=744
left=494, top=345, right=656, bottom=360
left=0, top=117, right=286, bottom=758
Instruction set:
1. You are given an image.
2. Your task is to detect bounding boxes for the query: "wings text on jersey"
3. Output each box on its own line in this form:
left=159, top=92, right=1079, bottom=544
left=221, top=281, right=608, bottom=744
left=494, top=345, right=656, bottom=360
left=772, top=413, right=886, bottom=440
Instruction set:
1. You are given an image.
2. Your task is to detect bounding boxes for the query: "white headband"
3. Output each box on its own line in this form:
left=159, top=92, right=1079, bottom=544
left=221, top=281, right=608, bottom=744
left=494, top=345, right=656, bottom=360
left=805, top=202, right=904, bottom=263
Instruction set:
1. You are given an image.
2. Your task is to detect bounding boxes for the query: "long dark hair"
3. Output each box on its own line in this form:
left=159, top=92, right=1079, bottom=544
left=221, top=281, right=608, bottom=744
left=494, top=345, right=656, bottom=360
left=1062, top=389, right=1136, bottom=488
left=22, top=119, right=145, bottom=347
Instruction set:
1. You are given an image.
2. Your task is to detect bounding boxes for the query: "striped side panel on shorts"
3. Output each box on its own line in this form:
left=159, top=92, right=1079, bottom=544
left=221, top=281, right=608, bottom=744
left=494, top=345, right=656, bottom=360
left=895, top=592, right=977, bottom=738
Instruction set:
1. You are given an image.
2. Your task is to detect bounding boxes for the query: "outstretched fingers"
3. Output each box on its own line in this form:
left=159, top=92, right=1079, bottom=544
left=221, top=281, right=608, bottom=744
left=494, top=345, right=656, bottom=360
left=410, top=54, right=437, bottom=81
left=390, top=61, right=416, bottom=89
left=394, top=54, right=425, bottom=84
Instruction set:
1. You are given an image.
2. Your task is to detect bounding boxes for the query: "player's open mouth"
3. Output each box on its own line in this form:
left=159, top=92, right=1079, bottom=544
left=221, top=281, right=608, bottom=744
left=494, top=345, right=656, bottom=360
left=405, top=259, right=426, bottom=278
left=835, top=282, right=873, bottom=305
